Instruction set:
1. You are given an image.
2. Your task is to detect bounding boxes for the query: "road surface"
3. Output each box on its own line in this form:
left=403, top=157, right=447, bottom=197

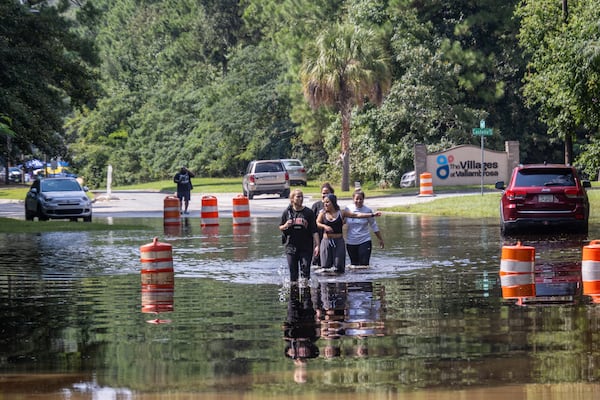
left=0, top=190, right=464, bottom=220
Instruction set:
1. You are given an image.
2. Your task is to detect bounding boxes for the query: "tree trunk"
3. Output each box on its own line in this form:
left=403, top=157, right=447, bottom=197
left=340, top=105, right=352, bottom=192
left=565, top=133, right=573, bottom=165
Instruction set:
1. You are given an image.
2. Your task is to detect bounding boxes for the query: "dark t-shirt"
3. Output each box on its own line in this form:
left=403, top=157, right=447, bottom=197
left=280, top=206, right=317, bottom=252
left=174, top=171, right=194, bottom=193
left=311, top=200, right=325, bottom=239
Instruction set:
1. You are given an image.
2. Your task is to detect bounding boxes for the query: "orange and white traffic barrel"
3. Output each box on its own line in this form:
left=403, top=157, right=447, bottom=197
left=163, top=196, right=181, bottom=227
left=201, top=195, right=219, bottom=227
left=500, top=273, right=536, bottom=300
left=582, top=240, right=600, bottom=303
left=232, top=194, right=251, bottom=226
left=500, top=242, right=535, bottom=275
left=418, top=172, right=434, bottom=197
left=140, top=237, right=174, bottom=287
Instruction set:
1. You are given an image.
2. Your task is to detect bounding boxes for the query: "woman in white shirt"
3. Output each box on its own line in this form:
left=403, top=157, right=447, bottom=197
left=344, top=189, right=384, bottom=266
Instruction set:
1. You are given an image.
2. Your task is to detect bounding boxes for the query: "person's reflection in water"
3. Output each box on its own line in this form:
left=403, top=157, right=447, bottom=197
left=283, top=285, right=320, bottom=383
left=317, top=282, right=347, bottom=359
left=182, top=216, right=192, bottom=235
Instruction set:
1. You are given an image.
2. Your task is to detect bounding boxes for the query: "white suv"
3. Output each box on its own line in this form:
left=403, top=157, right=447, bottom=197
left=242, top=160, right=290, bottom=199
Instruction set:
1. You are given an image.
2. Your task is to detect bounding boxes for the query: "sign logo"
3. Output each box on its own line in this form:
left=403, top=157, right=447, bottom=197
left=436, top=155, right=453, bottom=180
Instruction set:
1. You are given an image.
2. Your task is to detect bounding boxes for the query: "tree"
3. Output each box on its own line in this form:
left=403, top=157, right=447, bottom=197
left=300, top=23, right=391, bottom=191
left=0, top=0, right=96, bottom=160
left=517, top=0, right=600, bottom=165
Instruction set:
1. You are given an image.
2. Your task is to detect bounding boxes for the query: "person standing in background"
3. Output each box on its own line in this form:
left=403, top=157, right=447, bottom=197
left=280, top=189, right=320, bottom=283
left=173, top=166, right=195, bottom=214
left=310, top=182, right=334, bottom=266
left=345, top=189, right=384, bottom=266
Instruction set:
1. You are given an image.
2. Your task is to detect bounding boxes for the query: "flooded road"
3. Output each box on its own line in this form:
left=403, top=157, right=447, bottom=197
left=2, top=211, right=600, bottom=399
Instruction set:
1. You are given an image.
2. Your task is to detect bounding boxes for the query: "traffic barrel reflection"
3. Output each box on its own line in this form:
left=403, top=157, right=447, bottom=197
left=233, top=224, right=250, bottom=260
left=140, top=237, right=174, bottom=324
left=141, top=286, right=174, bottom=314
left=500, top=273, right=536, bottom=305
left=140, top=237, right=174, bottom=287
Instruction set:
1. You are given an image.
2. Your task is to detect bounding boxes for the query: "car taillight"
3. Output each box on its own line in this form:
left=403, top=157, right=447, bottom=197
left=564, top=188, right=584, bottom=199
left=300, top=168, right=306, bottom=173
left=249, top=175, right=256, bottom=183
left=506, top=189, right=526, bottom=200
left=285, top=172, right=289, bottom=181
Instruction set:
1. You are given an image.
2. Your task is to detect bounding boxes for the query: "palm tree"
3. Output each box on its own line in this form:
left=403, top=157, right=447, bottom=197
left=300, top=23, right=391, bottom=191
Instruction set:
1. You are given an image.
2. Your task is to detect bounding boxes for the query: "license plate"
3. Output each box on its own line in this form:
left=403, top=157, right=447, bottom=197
left=538, top=194, right=554, bottom=203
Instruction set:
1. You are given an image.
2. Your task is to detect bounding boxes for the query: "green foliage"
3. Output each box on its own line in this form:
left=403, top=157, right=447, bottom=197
left=0, top=0, right=97, bottom=160
left=517, top=0, right=600, bottom=152
left=300, top=22, right=391, bottom=190
left=186, top=43, right=295, bottom=177
left=9, top=0, right=599, bottom=190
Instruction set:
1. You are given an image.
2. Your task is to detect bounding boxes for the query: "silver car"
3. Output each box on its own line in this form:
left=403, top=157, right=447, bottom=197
left=282, top=159, right=307, bottom=186
left=242, top=160, right=290, bottom=200
left=25, top=177, right=93, bottom=222
left=400, top=170, right=416, bottom=188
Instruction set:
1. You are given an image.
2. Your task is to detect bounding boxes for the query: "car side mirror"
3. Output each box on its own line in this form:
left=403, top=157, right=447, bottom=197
left=29, top=188, right=38, bottom=196
left=83, top=186, right=89, bottom=192
left=495, top=181, right=505, bottom=190
left=582, top=180, right=591, bottom=188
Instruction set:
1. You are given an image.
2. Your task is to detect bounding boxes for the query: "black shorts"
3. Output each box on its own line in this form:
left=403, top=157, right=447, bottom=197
left=177, top=190, right=191, bottom=202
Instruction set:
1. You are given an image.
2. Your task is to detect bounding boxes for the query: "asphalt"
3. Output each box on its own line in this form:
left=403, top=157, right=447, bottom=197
left=0, top=190, right=465, bottom=220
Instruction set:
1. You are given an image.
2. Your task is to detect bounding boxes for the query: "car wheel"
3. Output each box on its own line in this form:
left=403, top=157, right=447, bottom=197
left=37, top=205, right=49, bottom=221
left=500, top=222, right=514, bottom=236
left=25, top=207, right=35, bottom=221
left=281, top=189, right=290, bottom=198
left=84, top=215, right=92, bottom=222
left=577, top=221, right=589, bottom=235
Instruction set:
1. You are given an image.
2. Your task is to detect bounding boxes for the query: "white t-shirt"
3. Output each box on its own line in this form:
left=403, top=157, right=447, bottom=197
left=344, top=205, right=379, bottom=245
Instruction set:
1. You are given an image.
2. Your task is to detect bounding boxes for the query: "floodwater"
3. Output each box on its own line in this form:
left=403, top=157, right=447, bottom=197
left=2, top=213, right=600, bottom=399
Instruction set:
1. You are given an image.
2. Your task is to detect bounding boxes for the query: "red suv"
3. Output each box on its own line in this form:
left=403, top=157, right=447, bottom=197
left=495, top=164, right=591, bottom=235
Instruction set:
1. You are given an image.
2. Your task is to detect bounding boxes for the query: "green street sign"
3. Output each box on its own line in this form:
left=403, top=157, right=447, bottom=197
left=472, top=128, right=493, bottom=136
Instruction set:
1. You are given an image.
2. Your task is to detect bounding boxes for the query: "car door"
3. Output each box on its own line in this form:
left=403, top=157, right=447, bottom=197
left=25, top=180, right=41, bottom=212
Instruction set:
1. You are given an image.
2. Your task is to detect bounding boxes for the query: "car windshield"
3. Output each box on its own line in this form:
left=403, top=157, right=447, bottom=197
left=514, top=169, right=576, bottom=187
left=255, top=162, right=284, bottom=173
left=284, top=160, right=302, bottom=167
left=41, top=179, right=82, bottom=192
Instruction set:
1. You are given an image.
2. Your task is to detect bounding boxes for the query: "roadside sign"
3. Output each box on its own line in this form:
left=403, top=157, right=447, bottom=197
left=473, top=121, right=493, bottom=196
left=472, top=128, right=493, bottom=136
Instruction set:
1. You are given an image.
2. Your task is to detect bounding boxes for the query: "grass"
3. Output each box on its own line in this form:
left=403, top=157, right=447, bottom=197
left=384, top=188, right=600, bottom=223
left=385, top=192, right=501, bottom=218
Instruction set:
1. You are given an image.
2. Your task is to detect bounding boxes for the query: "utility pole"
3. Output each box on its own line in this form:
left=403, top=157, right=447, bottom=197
left=562, top=0, right=573, bottom=165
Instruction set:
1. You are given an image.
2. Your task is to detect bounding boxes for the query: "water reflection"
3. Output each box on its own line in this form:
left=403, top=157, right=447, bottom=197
left=283, top=285, right=319, bottom=383
left=2, top=215, right=600, bottom=398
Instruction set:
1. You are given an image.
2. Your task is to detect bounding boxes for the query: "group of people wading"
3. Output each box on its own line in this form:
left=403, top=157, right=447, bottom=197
left=279, top=183, right=384, bottom=283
